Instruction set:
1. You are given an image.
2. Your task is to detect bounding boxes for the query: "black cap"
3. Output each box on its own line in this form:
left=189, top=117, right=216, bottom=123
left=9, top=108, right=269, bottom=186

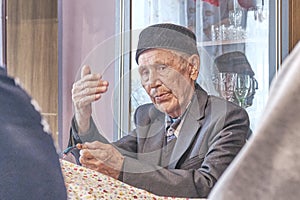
left=135, top=23, right=199, bottom=64
left=214, top=51, right=255, bottom=76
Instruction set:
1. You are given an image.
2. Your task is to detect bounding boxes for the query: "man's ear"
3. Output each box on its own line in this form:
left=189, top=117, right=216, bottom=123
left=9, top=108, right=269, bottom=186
left=188, top=54, right=200, bottom=81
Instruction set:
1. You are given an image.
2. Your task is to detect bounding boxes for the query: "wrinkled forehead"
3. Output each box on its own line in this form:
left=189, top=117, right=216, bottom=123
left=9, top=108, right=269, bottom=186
left=137, top=49, right=189, bottom=66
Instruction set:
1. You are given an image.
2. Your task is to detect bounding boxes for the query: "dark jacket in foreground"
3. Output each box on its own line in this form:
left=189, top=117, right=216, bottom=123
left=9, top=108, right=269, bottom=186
left=0, top=69, right=67, bottom=200
left=71, top=84, right=249, bottom=198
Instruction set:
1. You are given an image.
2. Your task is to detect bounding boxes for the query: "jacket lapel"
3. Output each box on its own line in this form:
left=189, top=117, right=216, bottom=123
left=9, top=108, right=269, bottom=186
left=168, top=86, right=208, bottom=169
left=140, top=112, right=165, bottom=166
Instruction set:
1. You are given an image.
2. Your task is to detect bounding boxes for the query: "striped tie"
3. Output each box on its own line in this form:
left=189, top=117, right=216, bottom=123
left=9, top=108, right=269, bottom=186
left=166, top=117, right=181, bottom=143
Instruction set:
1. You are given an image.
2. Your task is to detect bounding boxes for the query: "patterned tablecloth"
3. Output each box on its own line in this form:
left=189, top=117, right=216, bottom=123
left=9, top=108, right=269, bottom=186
left=60, top=159, right=192, bottom=200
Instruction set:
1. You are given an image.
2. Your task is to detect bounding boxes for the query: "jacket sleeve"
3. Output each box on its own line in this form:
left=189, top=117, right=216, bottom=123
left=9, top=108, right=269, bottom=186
left=68, top=116, right=111, bottom=164
left=69, top=115, right=140, bottom=159
left=70, top=116, right=110, bottom=144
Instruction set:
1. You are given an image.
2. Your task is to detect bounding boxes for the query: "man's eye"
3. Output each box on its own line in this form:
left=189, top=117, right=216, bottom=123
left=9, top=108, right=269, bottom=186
left=157, top=64, right=167, bottom=71
left=140, top=70, right=149, bottom=79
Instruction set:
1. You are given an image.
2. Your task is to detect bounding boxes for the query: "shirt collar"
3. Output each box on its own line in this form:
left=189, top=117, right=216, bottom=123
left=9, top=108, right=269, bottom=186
left=165, top=93, right=195, bottom=137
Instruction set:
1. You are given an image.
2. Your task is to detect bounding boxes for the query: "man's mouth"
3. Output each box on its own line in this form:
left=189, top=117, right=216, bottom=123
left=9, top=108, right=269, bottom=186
left=154, top=93, right=171, bottom=103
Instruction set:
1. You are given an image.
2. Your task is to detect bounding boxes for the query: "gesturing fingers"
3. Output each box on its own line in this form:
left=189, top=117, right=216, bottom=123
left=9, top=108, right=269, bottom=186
left=71, top=67, right=109, bottom=109
left=72, top=87, right=105, bottom=108
left=72, top=74, right=108, bottom=95
left=81, top=65, right=91, bottom=78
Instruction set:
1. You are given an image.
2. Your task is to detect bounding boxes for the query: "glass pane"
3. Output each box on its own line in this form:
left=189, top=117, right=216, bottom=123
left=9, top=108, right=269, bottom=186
left=131, top=0, right=270, bottom=132
left=0, top=1, right=4, bottom=67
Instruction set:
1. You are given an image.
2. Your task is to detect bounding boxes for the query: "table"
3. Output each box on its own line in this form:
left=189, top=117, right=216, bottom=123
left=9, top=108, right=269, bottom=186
left=60, top=159, right=195, bottom=200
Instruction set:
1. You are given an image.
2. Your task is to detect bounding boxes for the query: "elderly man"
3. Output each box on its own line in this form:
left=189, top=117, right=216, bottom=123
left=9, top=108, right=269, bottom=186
left=69, top=23, right=249, bottom=198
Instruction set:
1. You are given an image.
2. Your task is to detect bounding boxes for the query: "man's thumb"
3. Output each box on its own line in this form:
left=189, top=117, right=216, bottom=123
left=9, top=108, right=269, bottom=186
left=81, top=65, right=91, bottom=78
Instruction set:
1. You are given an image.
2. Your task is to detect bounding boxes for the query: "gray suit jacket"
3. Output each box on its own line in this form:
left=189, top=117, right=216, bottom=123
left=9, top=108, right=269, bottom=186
left=71, top=84, right=249, bottom=198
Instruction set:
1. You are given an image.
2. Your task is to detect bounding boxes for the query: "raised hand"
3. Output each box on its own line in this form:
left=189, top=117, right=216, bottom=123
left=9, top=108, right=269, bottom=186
left=72, top=65, right=109, bottom=133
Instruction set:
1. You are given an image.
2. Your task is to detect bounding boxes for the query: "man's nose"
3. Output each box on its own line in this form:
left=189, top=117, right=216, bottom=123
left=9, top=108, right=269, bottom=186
left=147, top=70, right=161, bottom=88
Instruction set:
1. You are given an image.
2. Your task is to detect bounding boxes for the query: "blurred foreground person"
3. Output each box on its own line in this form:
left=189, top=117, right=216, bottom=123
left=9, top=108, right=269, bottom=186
left=0, top=66, right=67, bottom=200
left=209, top=42, right=300, bottom=200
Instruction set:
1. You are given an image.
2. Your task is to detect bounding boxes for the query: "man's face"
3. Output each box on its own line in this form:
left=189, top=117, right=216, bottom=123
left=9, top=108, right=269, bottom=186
left=138, top=49, right=198, bottom=118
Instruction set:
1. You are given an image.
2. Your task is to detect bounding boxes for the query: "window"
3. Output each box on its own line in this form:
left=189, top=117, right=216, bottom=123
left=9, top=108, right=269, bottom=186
left=127, top=0, right=271, bottom=133
left=0, top=0, right=5, bottom=67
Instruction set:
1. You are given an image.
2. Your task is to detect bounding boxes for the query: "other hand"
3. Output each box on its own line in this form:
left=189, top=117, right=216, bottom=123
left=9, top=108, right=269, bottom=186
left=78, top=141, right=124, bottom=179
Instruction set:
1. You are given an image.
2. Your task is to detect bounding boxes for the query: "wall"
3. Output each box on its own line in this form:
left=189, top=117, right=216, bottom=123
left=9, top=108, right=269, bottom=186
left=6, top=0, right=58, bottom=146
left=289, top=0, right=300, bottom=51
left=60, top=0, right=116, bottom=149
